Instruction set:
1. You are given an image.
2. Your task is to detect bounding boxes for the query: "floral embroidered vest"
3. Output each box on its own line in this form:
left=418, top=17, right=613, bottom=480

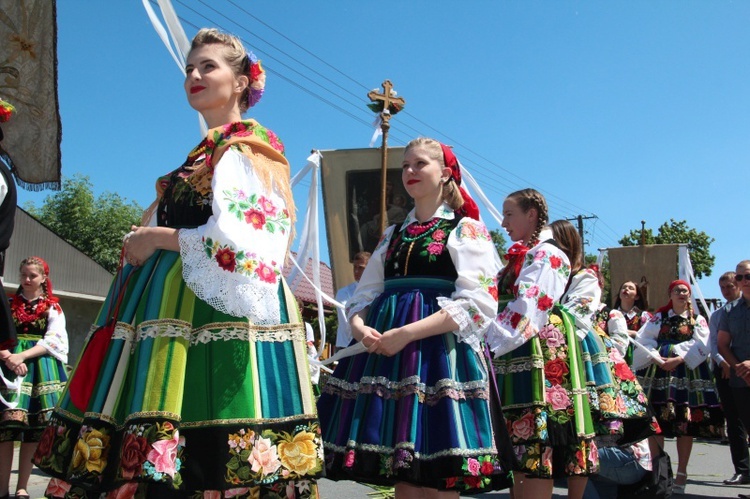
left=383, top=217, right=460, bottom=280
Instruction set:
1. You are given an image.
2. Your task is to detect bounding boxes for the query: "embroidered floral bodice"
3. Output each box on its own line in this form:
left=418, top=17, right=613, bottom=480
left=383, top=217, right=459, bottom=279
left=163, top=120, right=293, bottom=324
left=345, top=203, right=500, bottom=352
left=10, top=295, right=68, bottom=363
left=486, top=229, right=572, bottom=357
left=633, top=309, right=710, bottom=370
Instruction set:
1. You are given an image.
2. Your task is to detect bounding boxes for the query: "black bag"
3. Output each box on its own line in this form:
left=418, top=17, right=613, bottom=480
left=618, top=447, right=673, bottom=499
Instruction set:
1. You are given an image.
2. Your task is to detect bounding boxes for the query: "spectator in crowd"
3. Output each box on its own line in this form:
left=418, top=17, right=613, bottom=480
left=710, top=271, right=748, bottom=485
left=333, top=251, right=370, bottom=351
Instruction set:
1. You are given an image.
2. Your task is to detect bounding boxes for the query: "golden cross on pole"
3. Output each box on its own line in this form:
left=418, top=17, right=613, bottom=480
left=368, top=80, right=406, bottom=235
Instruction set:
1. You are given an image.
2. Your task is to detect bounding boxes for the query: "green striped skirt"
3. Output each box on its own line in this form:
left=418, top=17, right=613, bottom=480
left=33, top=250, right=322, bottom=499
left=0, top=334, right=68, bottom=442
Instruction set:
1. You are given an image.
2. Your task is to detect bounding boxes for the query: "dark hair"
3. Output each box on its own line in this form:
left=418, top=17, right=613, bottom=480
left=549, top=220, right=582, bottom=273
left=614, top=280, right=647, bottom=311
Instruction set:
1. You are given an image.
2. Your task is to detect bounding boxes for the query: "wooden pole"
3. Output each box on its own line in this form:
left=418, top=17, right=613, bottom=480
left=379, top=112, right=390, bottom=235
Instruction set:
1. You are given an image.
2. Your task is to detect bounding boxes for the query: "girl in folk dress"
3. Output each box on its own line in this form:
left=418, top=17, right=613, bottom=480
left=0, top=257, right=68, bottom=499
left=486, top=191, right=598, bottom=499
left=635, top=279, right=723, bottom=494
left=550, top=222, right=653, bottom=463
left=319, top=138, right=514, bottom=498
left=614, top=281, right=651, bottom=366
left=34, top=29, right=322, bottom=499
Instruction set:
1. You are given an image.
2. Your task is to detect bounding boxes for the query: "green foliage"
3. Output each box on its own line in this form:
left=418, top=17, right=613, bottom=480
left=489, top=229, right=508, bottom=261
left=618, top=219, right=715, bottom=279
left=23, top=174, right=143, bottom=273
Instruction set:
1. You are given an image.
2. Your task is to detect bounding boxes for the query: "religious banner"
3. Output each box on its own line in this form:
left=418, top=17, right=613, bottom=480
left=608, top=244, right=680, bottom=310
left=0, top=0, right=62, bottom=190
left=320, top=147, right=412, bottom=290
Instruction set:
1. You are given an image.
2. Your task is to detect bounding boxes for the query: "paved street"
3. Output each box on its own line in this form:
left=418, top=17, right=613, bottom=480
left=10, top=438, right=750, bottom=498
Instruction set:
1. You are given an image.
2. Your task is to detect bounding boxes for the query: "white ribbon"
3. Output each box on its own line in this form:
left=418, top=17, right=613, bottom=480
left=628, top=335, right=665, bottom=365
left=287, top=151, right=332, bottom=357
left=369, top=115, right=383, bottom=147
left=142, top=0, right=207, bottom=136
left=309, top=341, right=367, bottom=366
left=456, top=162, right=504, bottom=268
left=0, top=372, right=22, bottom=409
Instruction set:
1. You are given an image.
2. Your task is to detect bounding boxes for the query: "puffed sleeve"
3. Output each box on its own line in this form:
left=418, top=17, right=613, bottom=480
left=345, top=225, right=396, bottom=321
left=37, top=303, right=68, bottom=364
left=632, top=313, right=662, bottom=370
left=486, top=242, right=571, bottom=357
left=672, top=314, right=710, bottom=369
left=178, top=148, right=292, bottom=325
left=561, top=269, right=601, bottom=339
left=607, top=309, right=629, bottom=357
left=436, top=218, right=501, bottom=352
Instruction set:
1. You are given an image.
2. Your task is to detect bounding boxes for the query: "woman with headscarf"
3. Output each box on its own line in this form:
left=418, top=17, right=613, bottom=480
left=318, top=137, right=513, bottom=497
left=634, top=279, right=723, bottom=494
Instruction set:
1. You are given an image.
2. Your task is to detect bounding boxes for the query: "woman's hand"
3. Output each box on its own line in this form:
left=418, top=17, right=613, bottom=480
left=13, top=363, right=27, bottom=376
left=369, top=327, right=413, bottom=357
left=123, top=225, right=157, bottom=266
left=351, top=321, right=382, bottom=349
left=659, top=356, right=684, bottom=371
left=4, top=352, right=26, bottom=371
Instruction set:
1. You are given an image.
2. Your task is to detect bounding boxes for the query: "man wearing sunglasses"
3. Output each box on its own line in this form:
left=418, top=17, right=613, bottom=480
left=711, top=271, right=748, bottom=485
left=718, top=260, right=750, bottom=484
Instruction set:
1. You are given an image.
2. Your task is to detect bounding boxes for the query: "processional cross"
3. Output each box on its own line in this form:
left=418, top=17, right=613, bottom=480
left=368, top=80, right=406, bottom=235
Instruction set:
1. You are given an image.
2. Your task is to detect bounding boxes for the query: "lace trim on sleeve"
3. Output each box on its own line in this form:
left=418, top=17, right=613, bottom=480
left=179, top=228, right=281, bottom=324
left=436, top=297, right=482, bottom=352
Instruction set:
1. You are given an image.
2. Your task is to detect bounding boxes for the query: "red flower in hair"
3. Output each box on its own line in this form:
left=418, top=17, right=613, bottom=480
left=250, top=63, right=263, bottom=80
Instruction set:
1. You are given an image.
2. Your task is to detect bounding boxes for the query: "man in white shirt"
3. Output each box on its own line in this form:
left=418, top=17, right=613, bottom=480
left=334, top=252, right=370, bottom=351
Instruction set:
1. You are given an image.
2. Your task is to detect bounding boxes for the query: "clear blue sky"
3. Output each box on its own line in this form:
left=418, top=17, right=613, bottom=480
left=16, top=1, right=750, bottom=302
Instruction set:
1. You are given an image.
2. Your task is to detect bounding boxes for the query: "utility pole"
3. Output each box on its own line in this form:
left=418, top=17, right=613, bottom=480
left=566, top=214, right=597, bottom=262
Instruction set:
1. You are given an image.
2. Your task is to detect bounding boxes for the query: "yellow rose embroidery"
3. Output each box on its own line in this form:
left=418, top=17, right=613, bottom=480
left=72, top=428, right=110, bottom=474
left=598, top=393, right=616, bottom=413
left=277, top=431, right=318, bottom=475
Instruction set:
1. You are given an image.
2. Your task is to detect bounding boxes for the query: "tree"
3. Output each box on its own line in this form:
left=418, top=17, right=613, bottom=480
left=24, top=174, right=143, bottom=273
left=490, top=229, right=508, bottom=261
left=618, top=219, right=715, bottom=279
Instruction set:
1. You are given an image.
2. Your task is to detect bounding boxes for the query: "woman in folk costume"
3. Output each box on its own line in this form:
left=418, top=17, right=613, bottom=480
left=486, top=190, right=597, bottom=499
left=34, top=29, right=323, bottom=499
left=634, top=279, right=723, bottom=494
left=613, top=281, right=652, bottom=366
left=549, top=222, right=653, bottom=457
left=318, top=138, right=514, bottom=497
left=0, top=257, right=68, bottom=499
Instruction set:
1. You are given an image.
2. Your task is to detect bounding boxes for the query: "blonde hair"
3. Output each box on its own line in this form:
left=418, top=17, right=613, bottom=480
left=190, top=28, right=252, bottom=113
left=404, top=137, right=464, bottom=212
left=506, top=188, right=548, bottom=244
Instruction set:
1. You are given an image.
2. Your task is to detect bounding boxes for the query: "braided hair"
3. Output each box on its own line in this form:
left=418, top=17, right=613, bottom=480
left=506, top=188, right=548, bottom=245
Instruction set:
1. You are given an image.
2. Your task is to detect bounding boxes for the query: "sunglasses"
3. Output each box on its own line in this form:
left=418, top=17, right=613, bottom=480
left=736, top=274, right=750, bottom=282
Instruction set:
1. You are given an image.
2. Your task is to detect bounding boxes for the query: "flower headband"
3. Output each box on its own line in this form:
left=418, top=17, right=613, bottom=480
left=246, top=51, right=265, bottom=108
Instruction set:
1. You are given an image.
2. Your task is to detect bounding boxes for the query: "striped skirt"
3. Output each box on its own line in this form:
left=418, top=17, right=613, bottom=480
left=0, top=334, right=68, bottom=442
left=637, top=341, right=724, bottom=438
left=318, top=277, right=513, bottom=493
left=493, top=305, right=598, bottom=478
left=33, top=250, right=322, bottom=499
